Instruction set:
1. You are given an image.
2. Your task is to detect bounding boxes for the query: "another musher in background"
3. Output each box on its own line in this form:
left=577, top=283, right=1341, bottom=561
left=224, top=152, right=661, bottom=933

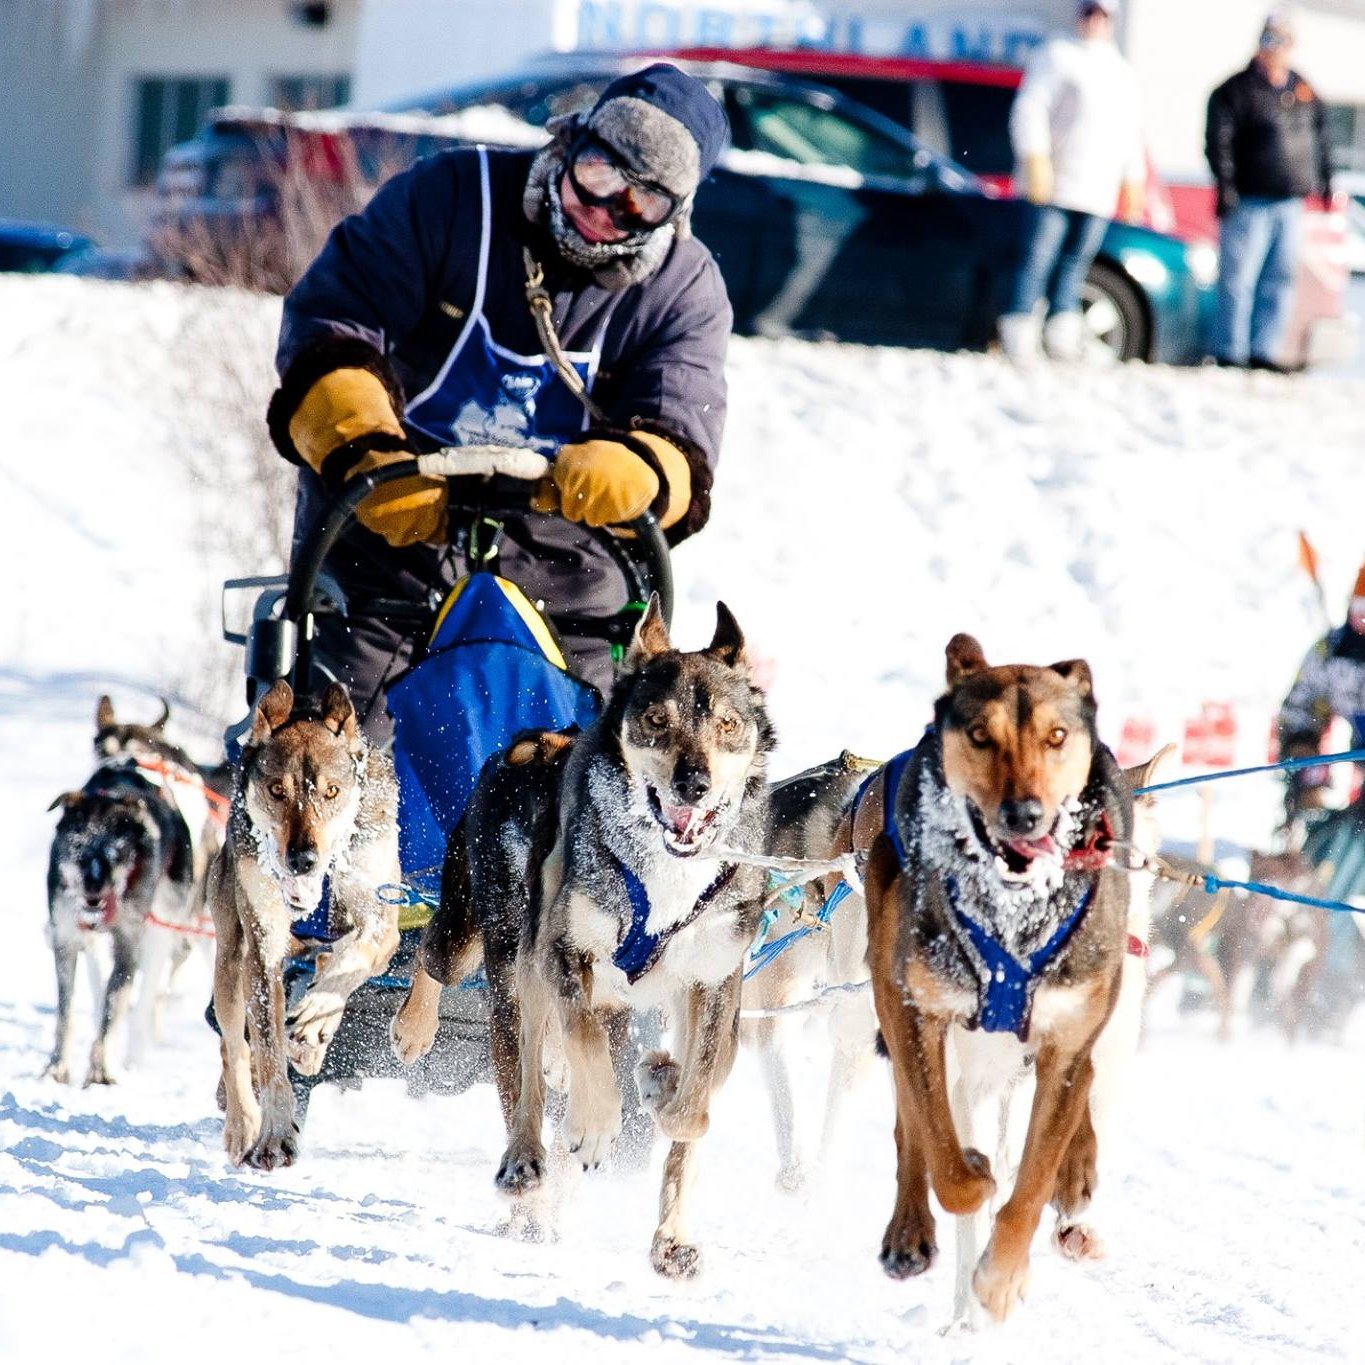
left=1277, top=559, right=1365, bottom=826
left=265, top=62, right=731, bottom=737
left=1275, top=558, right=1365, bottom=1027
left=997, top=0, right=1145, bottom=364
left=1205, top=10, right=1333, bottom=373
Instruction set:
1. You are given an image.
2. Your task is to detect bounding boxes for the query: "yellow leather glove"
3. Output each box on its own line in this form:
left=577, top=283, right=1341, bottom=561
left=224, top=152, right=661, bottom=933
left=1022, top=154, right=1054, bottom=206
left=531, top=432, right=691, bottom=530
left=287, top=367, right=447, bottom=549
left=348, top=449, right=448, bottom=548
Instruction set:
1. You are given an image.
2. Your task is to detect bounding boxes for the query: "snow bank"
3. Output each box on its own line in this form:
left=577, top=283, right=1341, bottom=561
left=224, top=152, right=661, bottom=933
left=3, top=275, right=1364, bottom=1363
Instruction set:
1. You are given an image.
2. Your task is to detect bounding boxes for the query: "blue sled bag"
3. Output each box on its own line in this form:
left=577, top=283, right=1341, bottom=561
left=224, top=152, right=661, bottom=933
left=385, top=572, right=601, bottom=888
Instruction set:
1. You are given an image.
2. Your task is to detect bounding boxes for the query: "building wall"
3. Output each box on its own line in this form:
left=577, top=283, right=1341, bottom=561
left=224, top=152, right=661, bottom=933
left=1, top=0, right=360, bottom=246
left=350, top=0, right=564, bottom=107
left=0, top=1, right=104, bottom=231
left=97, top=0, right=360, bottom=244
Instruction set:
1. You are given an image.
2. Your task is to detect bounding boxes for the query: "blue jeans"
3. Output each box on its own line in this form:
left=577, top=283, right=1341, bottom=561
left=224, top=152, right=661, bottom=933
left=1212, top=196, right=1302, bottom=363
left=1008, top=205, right=1110, bottom=317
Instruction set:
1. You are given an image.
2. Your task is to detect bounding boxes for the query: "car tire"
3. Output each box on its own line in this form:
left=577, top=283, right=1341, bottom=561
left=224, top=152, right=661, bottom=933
left=1079, top=260, right=1151, bottom=363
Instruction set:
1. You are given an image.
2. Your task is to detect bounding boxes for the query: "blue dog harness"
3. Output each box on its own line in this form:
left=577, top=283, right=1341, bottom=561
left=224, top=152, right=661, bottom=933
left=611, top=857, right=738, bottom=984
left=882, top=736, right=1099, bottom=1042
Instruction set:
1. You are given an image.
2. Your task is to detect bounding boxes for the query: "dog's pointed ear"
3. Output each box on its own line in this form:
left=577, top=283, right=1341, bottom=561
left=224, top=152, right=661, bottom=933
left=1124, top=741, right=1177, bottom=799
left=95, top=695, right=115, bottom=731
left=320, top=682, right=359, bottom=743
left=945, top=633, right=988, bottom=685
left=47, top=791, right=81, bottom=813
left=625, top=593, right=671, bottom=669
left=251, top=680, right=294, bottom=744
left=153, top=698, right=171, bottom=731
left=1050, top=658, right=1094, bottom=699
left=707, top=601, right=747, bottom=669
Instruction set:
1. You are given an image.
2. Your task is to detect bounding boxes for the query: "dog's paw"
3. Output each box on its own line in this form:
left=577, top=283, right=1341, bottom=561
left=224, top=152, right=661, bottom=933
left=635, top=1049, right=681, bottom=1113
left=495, top=1143, right=547, bottom=1197
left=390, top=1000, right=439, bottom=1066
left=287, top=989, right=343, bottom=1067
left=563, top=1088, right=622, bottom=1170
left=973, top=1245, right=1031, bottom=1322
left=879, top=1210, right=937, bottom=1279
left=244, top=1122, right=301, bottom=1172
left=651, top=1233, right=702, bottom=1280
left=82, top=1062, right=117, bottom=1088
left=776, top=1159, right=809, bottom=1195
left=223, top=1104, right=263, bottom=1167
left=935, top=1147, right=995, bottom=1215
left=42, top=1058, right=71, bottom=1086
left=1053, top=1220, right=1106, bottom=1262
left=287, top=1035, right=327, bottom=1077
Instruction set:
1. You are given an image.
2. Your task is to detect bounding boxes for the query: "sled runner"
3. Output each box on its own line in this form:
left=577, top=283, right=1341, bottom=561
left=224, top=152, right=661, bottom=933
left=221, top=447, right=672, bottom=1116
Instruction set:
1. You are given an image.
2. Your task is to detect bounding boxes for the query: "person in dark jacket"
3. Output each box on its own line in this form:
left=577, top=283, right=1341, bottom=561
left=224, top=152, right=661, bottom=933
left=1204, top=11, right=1332, bottom=371
left=266, top=64, right=731, bottom=737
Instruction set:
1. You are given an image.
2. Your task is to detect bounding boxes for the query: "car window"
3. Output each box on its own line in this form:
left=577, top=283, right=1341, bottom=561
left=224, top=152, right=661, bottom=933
left=728, top=86, right=919, bottom=180
left=941, top=82, right=1016, bottom=177
left=0, top=242, right=68, bottom=273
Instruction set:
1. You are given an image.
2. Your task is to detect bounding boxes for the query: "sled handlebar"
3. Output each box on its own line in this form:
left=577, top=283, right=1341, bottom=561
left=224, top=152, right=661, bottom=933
left=272, top=451, right=672, bottom=694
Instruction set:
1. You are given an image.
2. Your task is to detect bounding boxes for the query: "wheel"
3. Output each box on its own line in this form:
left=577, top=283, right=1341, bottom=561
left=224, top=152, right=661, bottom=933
left=1079, top=260, right=1151, bottom=363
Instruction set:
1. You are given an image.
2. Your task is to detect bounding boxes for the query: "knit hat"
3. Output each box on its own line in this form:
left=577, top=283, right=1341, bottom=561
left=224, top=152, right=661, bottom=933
left=577, top=63, right=729, bottom=203
left=523, top=63, right=729, bottom=290
left=1260, top=9, right=1295, bottom=49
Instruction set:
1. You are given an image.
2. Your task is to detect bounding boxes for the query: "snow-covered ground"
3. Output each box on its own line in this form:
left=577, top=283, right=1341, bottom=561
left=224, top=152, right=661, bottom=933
left=3, top=277, right=1364, bottom=1363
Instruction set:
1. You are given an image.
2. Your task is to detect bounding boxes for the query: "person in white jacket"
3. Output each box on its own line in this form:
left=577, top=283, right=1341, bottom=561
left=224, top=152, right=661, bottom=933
left=998, top=0, right=1146, bottom=362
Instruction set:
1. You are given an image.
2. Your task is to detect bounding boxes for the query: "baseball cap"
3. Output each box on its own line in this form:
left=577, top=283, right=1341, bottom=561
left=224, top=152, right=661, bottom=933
left=1078, top=0, right=1118, bottom=15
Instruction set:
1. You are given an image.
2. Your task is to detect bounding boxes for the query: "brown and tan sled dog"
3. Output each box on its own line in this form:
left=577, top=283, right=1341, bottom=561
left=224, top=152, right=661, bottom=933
left=865, top=633, right=1133, bottom=1322
left=207, top=680, right=400, bottom=1169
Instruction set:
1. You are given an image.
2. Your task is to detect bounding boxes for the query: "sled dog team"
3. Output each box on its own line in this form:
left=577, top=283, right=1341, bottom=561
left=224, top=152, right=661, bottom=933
left=46, top=608, right=1169, bottom=1324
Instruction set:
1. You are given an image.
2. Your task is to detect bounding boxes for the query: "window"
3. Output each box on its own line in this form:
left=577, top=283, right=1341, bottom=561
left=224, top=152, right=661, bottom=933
left=1325, top=103, right=1365, bottom=173
left=729, top=87, right=918, bottom=180
left=269, top=74, right=352, bottom=113
left=132, top=76, right=230, bottom=185
left=940, top=82, right=1017, bottom=177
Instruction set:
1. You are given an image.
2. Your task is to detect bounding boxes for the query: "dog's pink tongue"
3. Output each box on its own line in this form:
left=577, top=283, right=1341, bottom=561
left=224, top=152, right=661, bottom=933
left=660, top=801, right=699, bottom=840
left=1006, top=834, right=1057, bottom=862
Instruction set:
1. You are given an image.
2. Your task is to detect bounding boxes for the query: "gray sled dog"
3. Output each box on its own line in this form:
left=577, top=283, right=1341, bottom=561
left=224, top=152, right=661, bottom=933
left=207, top=680, right=400, bottom=1170
left=739, top=752, right=880, bottom=1191
left=488, top=598, right=774, bottom=1277
left=46, top=755, right=196, bottom=1085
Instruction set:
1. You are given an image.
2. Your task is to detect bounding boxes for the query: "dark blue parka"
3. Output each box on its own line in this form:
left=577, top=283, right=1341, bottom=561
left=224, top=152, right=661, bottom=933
left=268, top=145, right=732, bottom=686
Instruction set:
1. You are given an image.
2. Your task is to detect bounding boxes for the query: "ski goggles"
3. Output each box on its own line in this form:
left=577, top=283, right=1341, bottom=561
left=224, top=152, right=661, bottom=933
left=566, top=134, right=680, bottom=232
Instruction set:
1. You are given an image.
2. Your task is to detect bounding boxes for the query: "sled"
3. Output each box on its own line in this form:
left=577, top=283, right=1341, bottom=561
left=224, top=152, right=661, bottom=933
left=221, top=447, right=673, bottom=1118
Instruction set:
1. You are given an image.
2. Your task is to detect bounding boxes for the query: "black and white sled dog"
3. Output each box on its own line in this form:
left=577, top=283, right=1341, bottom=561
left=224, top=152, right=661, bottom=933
left=46, top=755, right=195, bottom=1085
left=92, top=694, right=229, bottom=1059
left=486, top=598, right=774, bottom=1277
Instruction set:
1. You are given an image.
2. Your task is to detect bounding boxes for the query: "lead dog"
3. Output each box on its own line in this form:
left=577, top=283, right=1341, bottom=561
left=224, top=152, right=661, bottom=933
left=865, top=633, right=1135, bottom=1322
left=207, top=680, right=400, bottom=1169
left=486, top=598, right=774, bottom=1276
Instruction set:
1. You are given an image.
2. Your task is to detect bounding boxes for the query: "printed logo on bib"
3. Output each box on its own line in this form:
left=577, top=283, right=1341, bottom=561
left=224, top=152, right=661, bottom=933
left=451, top=373, right=554, bottom=451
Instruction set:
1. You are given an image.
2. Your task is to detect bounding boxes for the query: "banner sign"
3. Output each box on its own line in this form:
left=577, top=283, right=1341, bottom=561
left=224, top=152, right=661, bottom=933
left=573, top=1, right=1046, bottom=63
